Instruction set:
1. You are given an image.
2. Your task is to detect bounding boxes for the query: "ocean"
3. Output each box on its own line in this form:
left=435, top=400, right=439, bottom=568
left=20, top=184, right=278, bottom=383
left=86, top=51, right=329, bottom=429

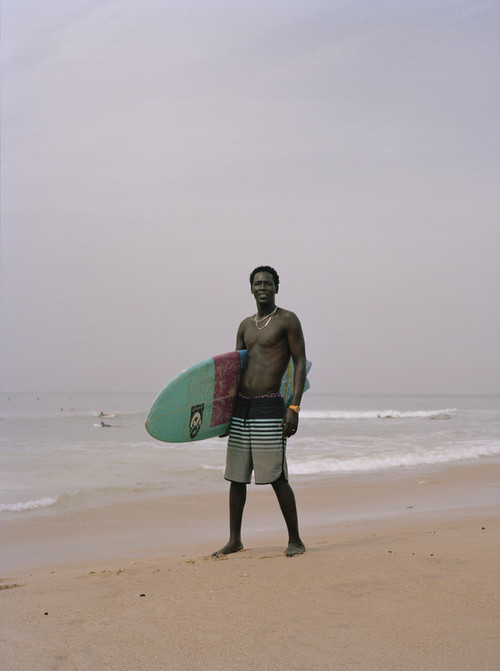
left=1, top=392, right=499, bottom=519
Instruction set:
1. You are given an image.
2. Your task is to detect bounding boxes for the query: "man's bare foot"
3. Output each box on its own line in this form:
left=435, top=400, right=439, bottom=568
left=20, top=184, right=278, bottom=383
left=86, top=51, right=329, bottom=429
left=211, top=541, right=244, bottom=558
left=285, top=541, right=306, bottom=557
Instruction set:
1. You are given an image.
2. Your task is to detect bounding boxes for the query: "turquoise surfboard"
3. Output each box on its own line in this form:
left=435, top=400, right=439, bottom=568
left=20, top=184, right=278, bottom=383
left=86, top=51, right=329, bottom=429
left=145, top=350, right=311, bottom=443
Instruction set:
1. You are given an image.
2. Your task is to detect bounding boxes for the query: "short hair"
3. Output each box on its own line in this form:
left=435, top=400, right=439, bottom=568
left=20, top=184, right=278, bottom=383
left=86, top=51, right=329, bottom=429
left=249, top=266, right=280, bottom=290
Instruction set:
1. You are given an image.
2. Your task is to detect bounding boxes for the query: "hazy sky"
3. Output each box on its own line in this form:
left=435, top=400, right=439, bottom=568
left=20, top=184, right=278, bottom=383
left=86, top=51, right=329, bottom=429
left=1, top=0, right=499, bottom=395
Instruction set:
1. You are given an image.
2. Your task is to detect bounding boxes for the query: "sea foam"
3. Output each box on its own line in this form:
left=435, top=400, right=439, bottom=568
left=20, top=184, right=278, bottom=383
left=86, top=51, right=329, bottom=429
left=0, top=497, right=58, bottom=513
left=301, top=409, right=457, bottom=420
left=288, top=442, right=500, bottom=475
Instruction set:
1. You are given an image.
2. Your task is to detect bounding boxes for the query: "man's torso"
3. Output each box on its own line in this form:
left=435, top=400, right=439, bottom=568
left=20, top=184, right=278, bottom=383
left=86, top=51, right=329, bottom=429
left=238, top=309, right=291, bottom=396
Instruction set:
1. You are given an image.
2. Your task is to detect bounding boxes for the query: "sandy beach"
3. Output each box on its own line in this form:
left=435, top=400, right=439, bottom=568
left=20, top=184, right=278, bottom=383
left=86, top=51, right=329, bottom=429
left=1, top=463, right=499, bottom=671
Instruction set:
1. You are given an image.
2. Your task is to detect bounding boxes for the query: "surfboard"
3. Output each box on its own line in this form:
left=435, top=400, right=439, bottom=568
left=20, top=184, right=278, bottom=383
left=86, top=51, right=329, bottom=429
left=145, top=350, right=311, bottom=443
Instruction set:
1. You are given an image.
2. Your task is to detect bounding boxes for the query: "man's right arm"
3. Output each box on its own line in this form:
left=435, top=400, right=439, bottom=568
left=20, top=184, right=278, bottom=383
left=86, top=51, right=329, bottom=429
left=219, top=320, right=247, bottom=438
left=235, top=320, right=247, bottom=351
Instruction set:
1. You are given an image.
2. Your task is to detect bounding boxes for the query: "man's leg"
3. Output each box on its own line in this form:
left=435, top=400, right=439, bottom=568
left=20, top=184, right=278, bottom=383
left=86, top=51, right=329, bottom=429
left=212, top=481, right=247, bottom=557
left=271, top=475, right=306, bottom=557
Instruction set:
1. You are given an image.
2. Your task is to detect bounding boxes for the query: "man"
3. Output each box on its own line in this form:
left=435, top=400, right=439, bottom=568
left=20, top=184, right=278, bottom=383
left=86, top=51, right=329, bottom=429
left=213, top=266, right=307, bottom=558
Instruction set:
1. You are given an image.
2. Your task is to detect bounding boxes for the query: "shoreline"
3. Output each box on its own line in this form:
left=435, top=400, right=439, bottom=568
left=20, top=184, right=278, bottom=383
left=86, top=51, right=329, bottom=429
left=1, top=462, right=498, bottom=572
left=1, top=462, right=499, bottom=670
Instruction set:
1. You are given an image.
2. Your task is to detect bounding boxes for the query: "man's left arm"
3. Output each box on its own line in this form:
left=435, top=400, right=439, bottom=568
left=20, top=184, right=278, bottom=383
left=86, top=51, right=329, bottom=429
left=282, top=312, right=307, bottom=439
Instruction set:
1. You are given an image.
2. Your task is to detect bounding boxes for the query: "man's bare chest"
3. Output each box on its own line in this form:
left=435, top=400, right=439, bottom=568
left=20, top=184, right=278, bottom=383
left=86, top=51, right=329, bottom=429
left=243, top=320, right=286, bottom=349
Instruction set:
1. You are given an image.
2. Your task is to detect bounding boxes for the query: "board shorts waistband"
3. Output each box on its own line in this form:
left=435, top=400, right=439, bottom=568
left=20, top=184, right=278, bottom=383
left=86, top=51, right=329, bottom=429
left=232, top=393, right=285, bottom=422
left=237, top=392, right=283, bottom=400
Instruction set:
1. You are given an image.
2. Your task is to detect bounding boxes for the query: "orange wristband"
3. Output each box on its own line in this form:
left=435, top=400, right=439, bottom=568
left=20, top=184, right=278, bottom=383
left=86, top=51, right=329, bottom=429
left=288, top=405, right=300, bottom=413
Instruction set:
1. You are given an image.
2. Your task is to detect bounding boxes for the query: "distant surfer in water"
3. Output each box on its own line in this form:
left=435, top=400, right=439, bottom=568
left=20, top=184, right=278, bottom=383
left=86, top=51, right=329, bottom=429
left=213, top=266, right=307, bottom=558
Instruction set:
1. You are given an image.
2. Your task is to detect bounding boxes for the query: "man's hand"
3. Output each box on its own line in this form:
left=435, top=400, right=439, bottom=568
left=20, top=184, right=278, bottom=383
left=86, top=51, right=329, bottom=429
left=281, top=408, right=299, bottom=438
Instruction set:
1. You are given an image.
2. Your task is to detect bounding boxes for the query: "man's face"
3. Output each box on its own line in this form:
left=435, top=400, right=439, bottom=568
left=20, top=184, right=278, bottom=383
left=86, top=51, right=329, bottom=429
left=251, top=272, right=277, bottom=305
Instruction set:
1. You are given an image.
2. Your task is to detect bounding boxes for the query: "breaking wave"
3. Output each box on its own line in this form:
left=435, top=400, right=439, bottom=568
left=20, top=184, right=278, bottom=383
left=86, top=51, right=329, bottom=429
left=288, top=442, right=500, bottom=475
left=301, top=409, right=457, bottom=420
left=0, top=496, right=59, bottom=512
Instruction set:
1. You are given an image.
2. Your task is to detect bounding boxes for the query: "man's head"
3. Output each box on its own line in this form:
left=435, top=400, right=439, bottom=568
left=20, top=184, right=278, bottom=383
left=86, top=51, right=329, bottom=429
left=249, top=266, right=279, bottom=291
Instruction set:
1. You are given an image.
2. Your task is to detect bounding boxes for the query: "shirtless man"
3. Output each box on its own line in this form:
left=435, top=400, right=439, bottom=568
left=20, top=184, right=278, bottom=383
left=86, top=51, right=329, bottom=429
left=213, top=266, right=307, bottom=558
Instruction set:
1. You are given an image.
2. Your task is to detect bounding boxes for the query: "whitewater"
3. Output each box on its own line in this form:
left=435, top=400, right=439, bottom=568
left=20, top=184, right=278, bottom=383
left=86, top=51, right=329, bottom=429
left=1, top=392, right=499, bottom=517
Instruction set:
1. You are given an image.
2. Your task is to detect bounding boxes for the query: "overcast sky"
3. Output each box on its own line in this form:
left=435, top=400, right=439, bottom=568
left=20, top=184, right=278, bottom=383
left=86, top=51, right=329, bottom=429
left=1, top=0, right=499, bottom=395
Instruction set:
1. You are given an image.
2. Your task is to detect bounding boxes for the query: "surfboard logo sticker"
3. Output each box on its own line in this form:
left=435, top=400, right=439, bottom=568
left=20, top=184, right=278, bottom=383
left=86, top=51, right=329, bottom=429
left=189, top=404, right=204, bottom=439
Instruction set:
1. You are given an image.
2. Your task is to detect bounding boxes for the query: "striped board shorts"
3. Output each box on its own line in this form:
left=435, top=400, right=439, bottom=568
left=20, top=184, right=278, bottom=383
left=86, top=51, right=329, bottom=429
left=224, top=394, right=288, bottom=485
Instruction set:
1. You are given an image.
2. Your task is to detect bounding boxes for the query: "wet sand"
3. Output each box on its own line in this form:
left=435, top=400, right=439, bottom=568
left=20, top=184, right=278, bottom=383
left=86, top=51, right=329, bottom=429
left=1, top=464, right=499, bottom=670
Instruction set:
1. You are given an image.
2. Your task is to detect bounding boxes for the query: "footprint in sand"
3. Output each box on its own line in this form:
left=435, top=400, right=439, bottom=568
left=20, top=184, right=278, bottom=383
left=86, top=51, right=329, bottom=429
left=77, top=569, right=125, bottom=579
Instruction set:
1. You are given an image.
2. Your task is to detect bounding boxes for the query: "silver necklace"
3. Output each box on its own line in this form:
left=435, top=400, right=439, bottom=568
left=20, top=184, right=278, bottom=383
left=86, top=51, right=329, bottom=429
left=254, top=306, right=278, bottom=329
